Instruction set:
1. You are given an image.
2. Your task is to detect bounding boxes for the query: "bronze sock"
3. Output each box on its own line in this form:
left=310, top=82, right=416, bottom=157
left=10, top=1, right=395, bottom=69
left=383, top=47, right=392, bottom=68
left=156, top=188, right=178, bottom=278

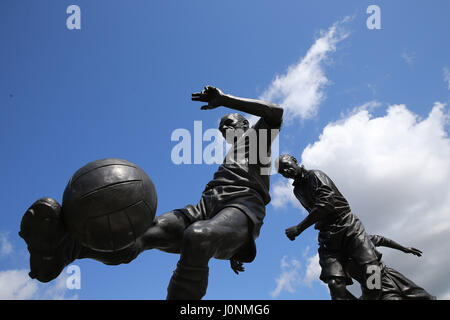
left=166, top=262, right=209, bottom=300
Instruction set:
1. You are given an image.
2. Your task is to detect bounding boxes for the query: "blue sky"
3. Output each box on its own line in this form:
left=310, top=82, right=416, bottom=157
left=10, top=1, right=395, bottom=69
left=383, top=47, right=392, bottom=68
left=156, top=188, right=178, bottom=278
left=0, top=0, right=449, bottom=299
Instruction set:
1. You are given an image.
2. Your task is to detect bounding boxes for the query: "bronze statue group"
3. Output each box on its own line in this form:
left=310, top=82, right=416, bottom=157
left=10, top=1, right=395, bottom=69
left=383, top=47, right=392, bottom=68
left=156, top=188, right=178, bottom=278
left=19, top=86, right=435, bottom=300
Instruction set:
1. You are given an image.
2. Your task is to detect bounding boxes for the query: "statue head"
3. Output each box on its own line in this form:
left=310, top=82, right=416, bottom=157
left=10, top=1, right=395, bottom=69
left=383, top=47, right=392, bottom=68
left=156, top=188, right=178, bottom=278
left=275, top=154, right=301, bottom=179
left=219, top=113, right=249, bottom=144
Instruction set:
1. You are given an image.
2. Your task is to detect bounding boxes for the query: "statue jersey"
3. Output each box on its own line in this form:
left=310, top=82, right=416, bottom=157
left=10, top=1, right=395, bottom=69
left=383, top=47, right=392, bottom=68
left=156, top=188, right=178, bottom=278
left=205, top=117, right=282, bottom=205
left=292, top=168, right=351, bottom=230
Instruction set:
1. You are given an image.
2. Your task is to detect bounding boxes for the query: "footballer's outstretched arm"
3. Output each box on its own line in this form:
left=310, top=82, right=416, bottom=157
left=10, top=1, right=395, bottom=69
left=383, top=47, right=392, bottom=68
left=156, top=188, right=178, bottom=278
left=370, top=235, right=423, bottom=257
left=192, top=85, right=283, bottom=125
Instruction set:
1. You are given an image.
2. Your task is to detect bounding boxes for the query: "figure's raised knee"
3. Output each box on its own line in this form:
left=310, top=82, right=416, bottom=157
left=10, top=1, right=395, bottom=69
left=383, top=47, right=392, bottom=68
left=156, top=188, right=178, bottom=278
left=178, top=224, right=217, bottom=266
left=182, top=223, right=219, bottom=256
left=183, top=224, right=214, bottom=245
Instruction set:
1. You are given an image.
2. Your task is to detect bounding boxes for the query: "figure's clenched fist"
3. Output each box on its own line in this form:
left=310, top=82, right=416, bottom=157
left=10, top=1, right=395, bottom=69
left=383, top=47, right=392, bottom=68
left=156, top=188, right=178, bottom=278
left=285, top=226, right=301, bottom=241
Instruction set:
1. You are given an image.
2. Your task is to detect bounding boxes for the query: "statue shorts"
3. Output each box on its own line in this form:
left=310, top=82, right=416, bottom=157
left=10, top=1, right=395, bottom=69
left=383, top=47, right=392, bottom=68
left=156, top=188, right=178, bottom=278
left=317, top=211, right=380, bottom=285
left=177, top=185, right=266, bottom=263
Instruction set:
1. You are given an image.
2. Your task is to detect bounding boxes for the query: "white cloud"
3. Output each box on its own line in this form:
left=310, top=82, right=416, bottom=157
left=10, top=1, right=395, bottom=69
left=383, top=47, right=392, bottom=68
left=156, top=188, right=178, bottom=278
left=444, top=67, right=450, bottom=90
left=339, top=100, right=382, bottom=118
left=270, top=252, right=326, bottom=298
left=304, top=254, right=321, bottom=287
left=259, top=18, right=350, bottom=122
left=42, top=273, right=79, bottom=300
left=273, top=102, right=450, bottom=298
left=271, top=178, right=300, bottom=209
left=270, top=256, right=302, bottom=298
left=0, top=232, right=13, bottom=257
left=0, top=270, right=39, bottom=299
left=0, top=268, right=78, bottom=300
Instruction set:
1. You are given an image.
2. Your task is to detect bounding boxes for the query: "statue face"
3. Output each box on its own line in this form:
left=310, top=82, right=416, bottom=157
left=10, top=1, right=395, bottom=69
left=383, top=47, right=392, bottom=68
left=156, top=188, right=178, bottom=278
left=219, top=114, right=248, bottom=144
left=278, top=156, right=299, bottom=179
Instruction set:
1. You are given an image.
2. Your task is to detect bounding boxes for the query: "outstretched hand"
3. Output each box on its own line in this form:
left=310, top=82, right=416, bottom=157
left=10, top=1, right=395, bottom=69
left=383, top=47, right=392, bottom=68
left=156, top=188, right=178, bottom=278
left=285, top=226, right=301, bottom=241
left=230, top=259, right=245, bottom=275
left=191, top=86, right=224, bottom=110
left=404, top=247, right=423, bottom=257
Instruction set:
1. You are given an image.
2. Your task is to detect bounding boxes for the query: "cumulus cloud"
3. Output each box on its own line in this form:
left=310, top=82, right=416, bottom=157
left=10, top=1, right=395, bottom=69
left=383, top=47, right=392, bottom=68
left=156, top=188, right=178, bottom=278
left=270, top=256, right=302, bottom=298
left=273, top=102, right=450, bottom=298
left=0, top=268, right=78, bottom=300
left=0, top=232, right=13, bottom=257
left=42, top=272, right=79, bottom=300
left=0, top=232, right=78, bottom=299
left=0, top=270, right=39, bottom=299
left=259, top=18, right=350, bottom=122
left=304, top=254, right=321, bottom=287
left=271, top=252, right=326, bottom=298
left=271, top=178, right=300, bottom=209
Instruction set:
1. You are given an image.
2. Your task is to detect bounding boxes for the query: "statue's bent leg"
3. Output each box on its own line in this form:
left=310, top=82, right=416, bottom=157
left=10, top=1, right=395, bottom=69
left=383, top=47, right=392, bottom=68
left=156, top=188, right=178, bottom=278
left=78, top=209, right=190, bottom=265
left=166, top=207, right=250, bottom=300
